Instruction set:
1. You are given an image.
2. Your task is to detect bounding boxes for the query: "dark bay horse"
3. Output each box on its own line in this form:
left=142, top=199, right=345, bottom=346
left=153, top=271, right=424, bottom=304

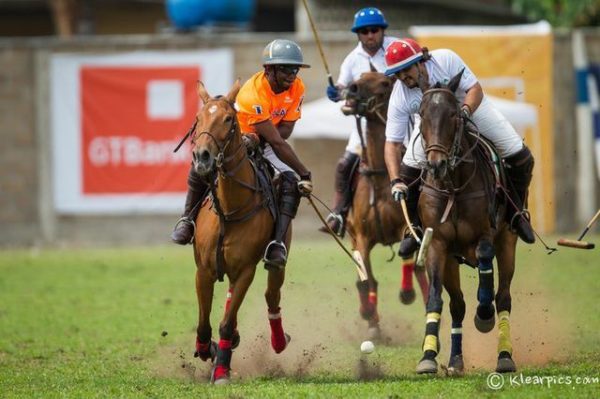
left=414, top=71, right=518, bottom=375
left=341, top=71, right=429, bottom=340
left=191, top=81, right=290, bottom=384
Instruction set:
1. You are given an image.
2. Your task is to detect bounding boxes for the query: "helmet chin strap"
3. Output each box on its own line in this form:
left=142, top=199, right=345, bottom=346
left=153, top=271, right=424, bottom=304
left=416, top=62, right=430, bottom=92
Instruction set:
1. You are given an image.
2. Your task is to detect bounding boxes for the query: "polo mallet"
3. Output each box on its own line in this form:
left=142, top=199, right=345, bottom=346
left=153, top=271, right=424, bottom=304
left=300, top=0, right=335, bottom=87
left=557, top=208, right=600, bottom=250
left=400, top=197, right=422, bottom=245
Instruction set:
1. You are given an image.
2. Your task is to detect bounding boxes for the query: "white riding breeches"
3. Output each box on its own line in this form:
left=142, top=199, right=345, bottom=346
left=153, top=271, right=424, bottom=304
left=263, top=143, right=295, bottom=174
left=402, top=96, right=524, bottom=168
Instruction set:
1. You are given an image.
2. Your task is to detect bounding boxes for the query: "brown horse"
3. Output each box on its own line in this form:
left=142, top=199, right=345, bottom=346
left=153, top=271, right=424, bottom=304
left=341, top=71, right=429, bottom=340
left=414, top=71, right=518, bottom=375
left=191, top=81, right=291, bottom=384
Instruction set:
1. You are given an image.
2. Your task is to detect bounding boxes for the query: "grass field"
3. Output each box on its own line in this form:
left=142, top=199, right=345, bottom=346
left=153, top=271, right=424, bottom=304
left=1, top=236, right=599, bottom=398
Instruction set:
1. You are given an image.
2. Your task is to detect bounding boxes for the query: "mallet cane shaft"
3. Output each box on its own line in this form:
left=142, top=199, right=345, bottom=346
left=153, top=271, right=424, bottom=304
left=577, top=208, right=600, bottom=241
left=300, top=0, right=335, bottom=87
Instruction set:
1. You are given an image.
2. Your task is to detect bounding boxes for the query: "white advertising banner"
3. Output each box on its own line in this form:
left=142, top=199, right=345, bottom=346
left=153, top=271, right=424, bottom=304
left=50, top=49, right=233, bottom=214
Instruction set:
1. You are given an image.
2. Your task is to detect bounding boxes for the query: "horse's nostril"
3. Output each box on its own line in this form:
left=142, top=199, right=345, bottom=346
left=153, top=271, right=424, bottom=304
left=200, top=150, right=210, bottom=162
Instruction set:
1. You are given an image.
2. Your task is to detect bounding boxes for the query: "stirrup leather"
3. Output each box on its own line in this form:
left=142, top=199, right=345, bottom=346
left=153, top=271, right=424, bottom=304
left=263, top=240, right=287, bottom=265
left=172, top=217, right=196, bottom=244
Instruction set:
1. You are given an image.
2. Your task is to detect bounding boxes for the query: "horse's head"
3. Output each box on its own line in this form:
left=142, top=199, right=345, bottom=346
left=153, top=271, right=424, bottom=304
left=419, top=69, right=464, bottom=180
left=341, top=67, right=395, bottom=121
left=192, top=80, right=241, bottom=177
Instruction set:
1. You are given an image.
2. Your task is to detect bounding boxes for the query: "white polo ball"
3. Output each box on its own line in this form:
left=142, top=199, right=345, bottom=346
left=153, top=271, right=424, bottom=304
left=360, top=340, right=375, bottom=354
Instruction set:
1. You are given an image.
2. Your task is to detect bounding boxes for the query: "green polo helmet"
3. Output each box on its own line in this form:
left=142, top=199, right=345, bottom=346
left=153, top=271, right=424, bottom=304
left=262, top=39, right=310, bottom=68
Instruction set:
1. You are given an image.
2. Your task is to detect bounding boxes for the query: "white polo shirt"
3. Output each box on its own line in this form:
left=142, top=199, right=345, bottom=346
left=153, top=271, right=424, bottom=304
left=338, top=35, right=399, bottom=87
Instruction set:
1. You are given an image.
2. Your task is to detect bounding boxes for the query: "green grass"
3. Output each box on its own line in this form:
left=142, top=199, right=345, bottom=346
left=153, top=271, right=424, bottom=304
left=0, top=236, right=599, bottom=398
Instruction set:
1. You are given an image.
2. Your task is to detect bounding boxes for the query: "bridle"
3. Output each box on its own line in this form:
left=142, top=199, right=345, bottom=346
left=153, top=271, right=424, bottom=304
left=345, top=88, right=388, bottom=125
left=419, top=88, right=480, bottom=174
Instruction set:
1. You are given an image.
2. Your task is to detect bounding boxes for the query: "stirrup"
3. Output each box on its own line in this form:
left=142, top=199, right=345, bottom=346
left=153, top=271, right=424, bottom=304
left=172, top=217, right=196, bottom=244
left=263, top=240, right=288, bottom=269
left=324, top=213, right=345, bottom=237
left=398, top=225, right=423, bottom=258
left=509, top=209, right=535, bottom=243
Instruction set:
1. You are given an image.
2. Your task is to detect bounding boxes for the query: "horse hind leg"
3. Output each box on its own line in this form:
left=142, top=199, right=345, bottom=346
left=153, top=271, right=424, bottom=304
left=494, top=239, right=517, bottom=373
left=265, top=267, right=291, bottom=353
left=443, top=259, right=466, bottom=376
left=474, top=240, right=496, bottom=333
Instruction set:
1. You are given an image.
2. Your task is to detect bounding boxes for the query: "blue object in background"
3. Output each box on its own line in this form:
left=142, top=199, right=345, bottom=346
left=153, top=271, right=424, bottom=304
left=166, top=0, right=255, bottom=30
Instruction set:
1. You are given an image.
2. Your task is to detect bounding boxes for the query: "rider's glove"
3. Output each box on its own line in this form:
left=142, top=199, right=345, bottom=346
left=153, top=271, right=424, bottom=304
left=326, top=85, right=341, bottom=102
left=242, top=133, right=259, bottom=152
left=298, top=172, right=313, bottom=197
left=390, top=179, right=409, bottom=202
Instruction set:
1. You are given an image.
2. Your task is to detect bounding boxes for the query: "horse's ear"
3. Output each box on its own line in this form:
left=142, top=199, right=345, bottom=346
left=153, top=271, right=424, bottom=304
left=225, top=79, right=241, bottom=104
left=448, top=68, right=465, bottom=93
left=197, top=81, right=210, bottom=103
left=369, top=61, right=377, bottom=73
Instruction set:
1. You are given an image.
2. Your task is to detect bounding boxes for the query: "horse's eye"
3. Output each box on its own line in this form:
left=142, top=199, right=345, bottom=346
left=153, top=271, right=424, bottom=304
left=224, top=115, right=232, bottom=123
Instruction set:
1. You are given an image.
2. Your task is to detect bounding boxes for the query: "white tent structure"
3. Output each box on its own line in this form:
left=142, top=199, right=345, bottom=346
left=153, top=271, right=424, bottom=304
left=294, top=95, right=538, bottom=139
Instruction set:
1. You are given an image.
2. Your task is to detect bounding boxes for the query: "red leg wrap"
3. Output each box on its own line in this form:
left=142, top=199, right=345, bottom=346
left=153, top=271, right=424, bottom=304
left=268, top=308, right=287, bottom=353
left=213, top=339, right=232, bottom=381
left=195, top=336, right=212, bottom=361
left=401, top=261, right=414, bottom=291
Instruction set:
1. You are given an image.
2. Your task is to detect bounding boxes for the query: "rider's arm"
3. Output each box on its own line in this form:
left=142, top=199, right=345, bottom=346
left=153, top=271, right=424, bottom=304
left=385, top=141, right=404, bottom=182
left=277, top=120, right=295, bottom=140
left=254, top=119, right=310, bottom=177
left=462, top=82, right=483, bottom=115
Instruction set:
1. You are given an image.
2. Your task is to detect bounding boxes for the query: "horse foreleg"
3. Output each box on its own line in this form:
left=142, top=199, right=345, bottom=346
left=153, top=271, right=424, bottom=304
left=195, top=268, right=217, bottom=363
left=265, top=267, right=290, bottom=353
left=416, top=240, right=446, bottom=375
left=474, top=239, right=496, bottom=333
left=223, top=286, right=240, bottom=349
left=494, top=236, right=517, bottom=373
left=443, top=258, right=466, bottom=375
left=213, top=266, right=256, bottom=384
left=399, top=254, right=416, bottom=305
left=354, top=243, right=380, bottom=341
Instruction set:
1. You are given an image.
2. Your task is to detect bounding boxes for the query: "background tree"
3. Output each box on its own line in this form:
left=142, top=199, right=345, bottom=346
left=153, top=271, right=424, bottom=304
left=511, top=0, right=600, bottom=27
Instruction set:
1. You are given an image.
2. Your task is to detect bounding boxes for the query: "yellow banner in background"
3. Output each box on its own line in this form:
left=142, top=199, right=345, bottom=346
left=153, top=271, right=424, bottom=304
left=410, top=22, right=555, bottom=233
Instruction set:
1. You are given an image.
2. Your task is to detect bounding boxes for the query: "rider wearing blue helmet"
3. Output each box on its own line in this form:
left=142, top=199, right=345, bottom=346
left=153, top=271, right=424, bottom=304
left=320, top=7, right=398, bottom=237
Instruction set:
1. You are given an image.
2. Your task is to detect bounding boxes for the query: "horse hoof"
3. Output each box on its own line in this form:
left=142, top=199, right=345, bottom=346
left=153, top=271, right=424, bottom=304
left=496, top=357, right=517, bottom=373
left=399, top=288, right=416, bottom=305
left=474, top=313, right=495, bottom=333
left=416, top=359, right=438, bottom=374
left=446, top=355, right=464, bottom=376
left=213, top=376, right=230, bottom=385
left=367, top=326, right=381, bottom=342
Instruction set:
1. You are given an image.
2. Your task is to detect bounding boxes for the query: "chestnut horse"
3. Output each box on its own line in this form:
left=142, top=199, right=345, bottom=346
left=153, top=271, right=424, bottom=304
left=191, top=81, right=290, bottom=384
left=414, top=71, right=518, bottom=375
left=341, top=71, right=429, bottom=340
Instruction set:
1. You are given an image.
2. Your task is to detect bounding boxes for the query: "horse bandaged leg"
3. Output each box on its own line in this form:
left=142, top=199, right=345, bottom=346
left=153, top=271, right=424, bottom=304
left=399, top=257, right=416, bottom=304
left=495, top=310, right=517, bottom=372
left=423, top=312, right=441, bottom=357
left=268, top=307, right=290, bottom=353
left=212, top=339, right=232, bottom=382
left=450, top=322, right=463, bottom=357
left=195, top=336, right=217, bottom=362
left=356, top=280, right=379, bottom=322
left=475, top=240, right=496, bottom=333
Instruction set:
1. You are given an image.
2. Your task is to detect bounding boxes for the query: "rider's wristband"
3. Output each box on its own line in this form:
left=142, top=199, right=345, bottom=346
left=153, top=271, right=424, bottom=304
left=390, top=178, right=403, bottom=188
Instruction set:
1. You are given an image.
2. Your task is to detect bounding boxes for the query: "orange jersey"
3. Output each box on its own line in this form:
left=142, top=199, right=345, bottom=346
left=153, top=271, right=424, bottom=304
left=236, top=71, right=305, bottom=134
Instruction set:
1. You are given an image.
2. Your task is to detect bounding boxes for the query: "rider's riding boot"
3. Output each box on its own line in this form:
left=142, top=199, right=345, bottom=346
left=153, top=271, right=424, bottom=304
left=264, top=172, right=301, bottom=270
left=504, top=146, right=535, bottom=244
left=319, top=151, right=359, bottom=237
left=171, top=165, right=209, bottom=245
left=398, top=164, right=423, bottom=258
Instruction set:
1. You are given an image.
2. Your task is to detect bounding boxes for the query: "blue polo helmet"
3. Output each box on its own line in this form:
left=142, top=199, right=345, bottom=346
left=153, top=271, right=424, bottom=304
left=351, top=7, right=388, bottom=33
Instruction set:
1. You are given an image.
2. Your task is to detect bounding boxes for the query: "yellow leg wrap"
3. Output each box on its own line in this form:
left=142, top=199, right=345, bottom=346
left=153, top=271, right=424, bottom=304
left=423, top=334, right=438, bottom=353
left=498, top=310, right=512, bottom=355
left=402, top=256, right=414, bottom=266
left=426, top=312, right=441, bottom=323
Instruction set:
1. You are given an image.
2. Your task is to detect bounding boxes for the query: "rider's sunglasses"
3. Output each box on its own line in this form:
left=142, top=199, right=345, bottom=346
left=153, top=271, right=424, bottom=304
left=276, top=65, right=300, bottom=76
left=358, top=27, right=381, bottom=35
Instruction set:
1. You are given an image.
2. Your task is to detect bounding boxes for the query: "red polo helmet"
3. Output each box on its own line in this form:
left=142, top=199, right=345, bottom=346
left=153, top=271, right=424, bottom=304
left=384, top=39, right=424, bottom=76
